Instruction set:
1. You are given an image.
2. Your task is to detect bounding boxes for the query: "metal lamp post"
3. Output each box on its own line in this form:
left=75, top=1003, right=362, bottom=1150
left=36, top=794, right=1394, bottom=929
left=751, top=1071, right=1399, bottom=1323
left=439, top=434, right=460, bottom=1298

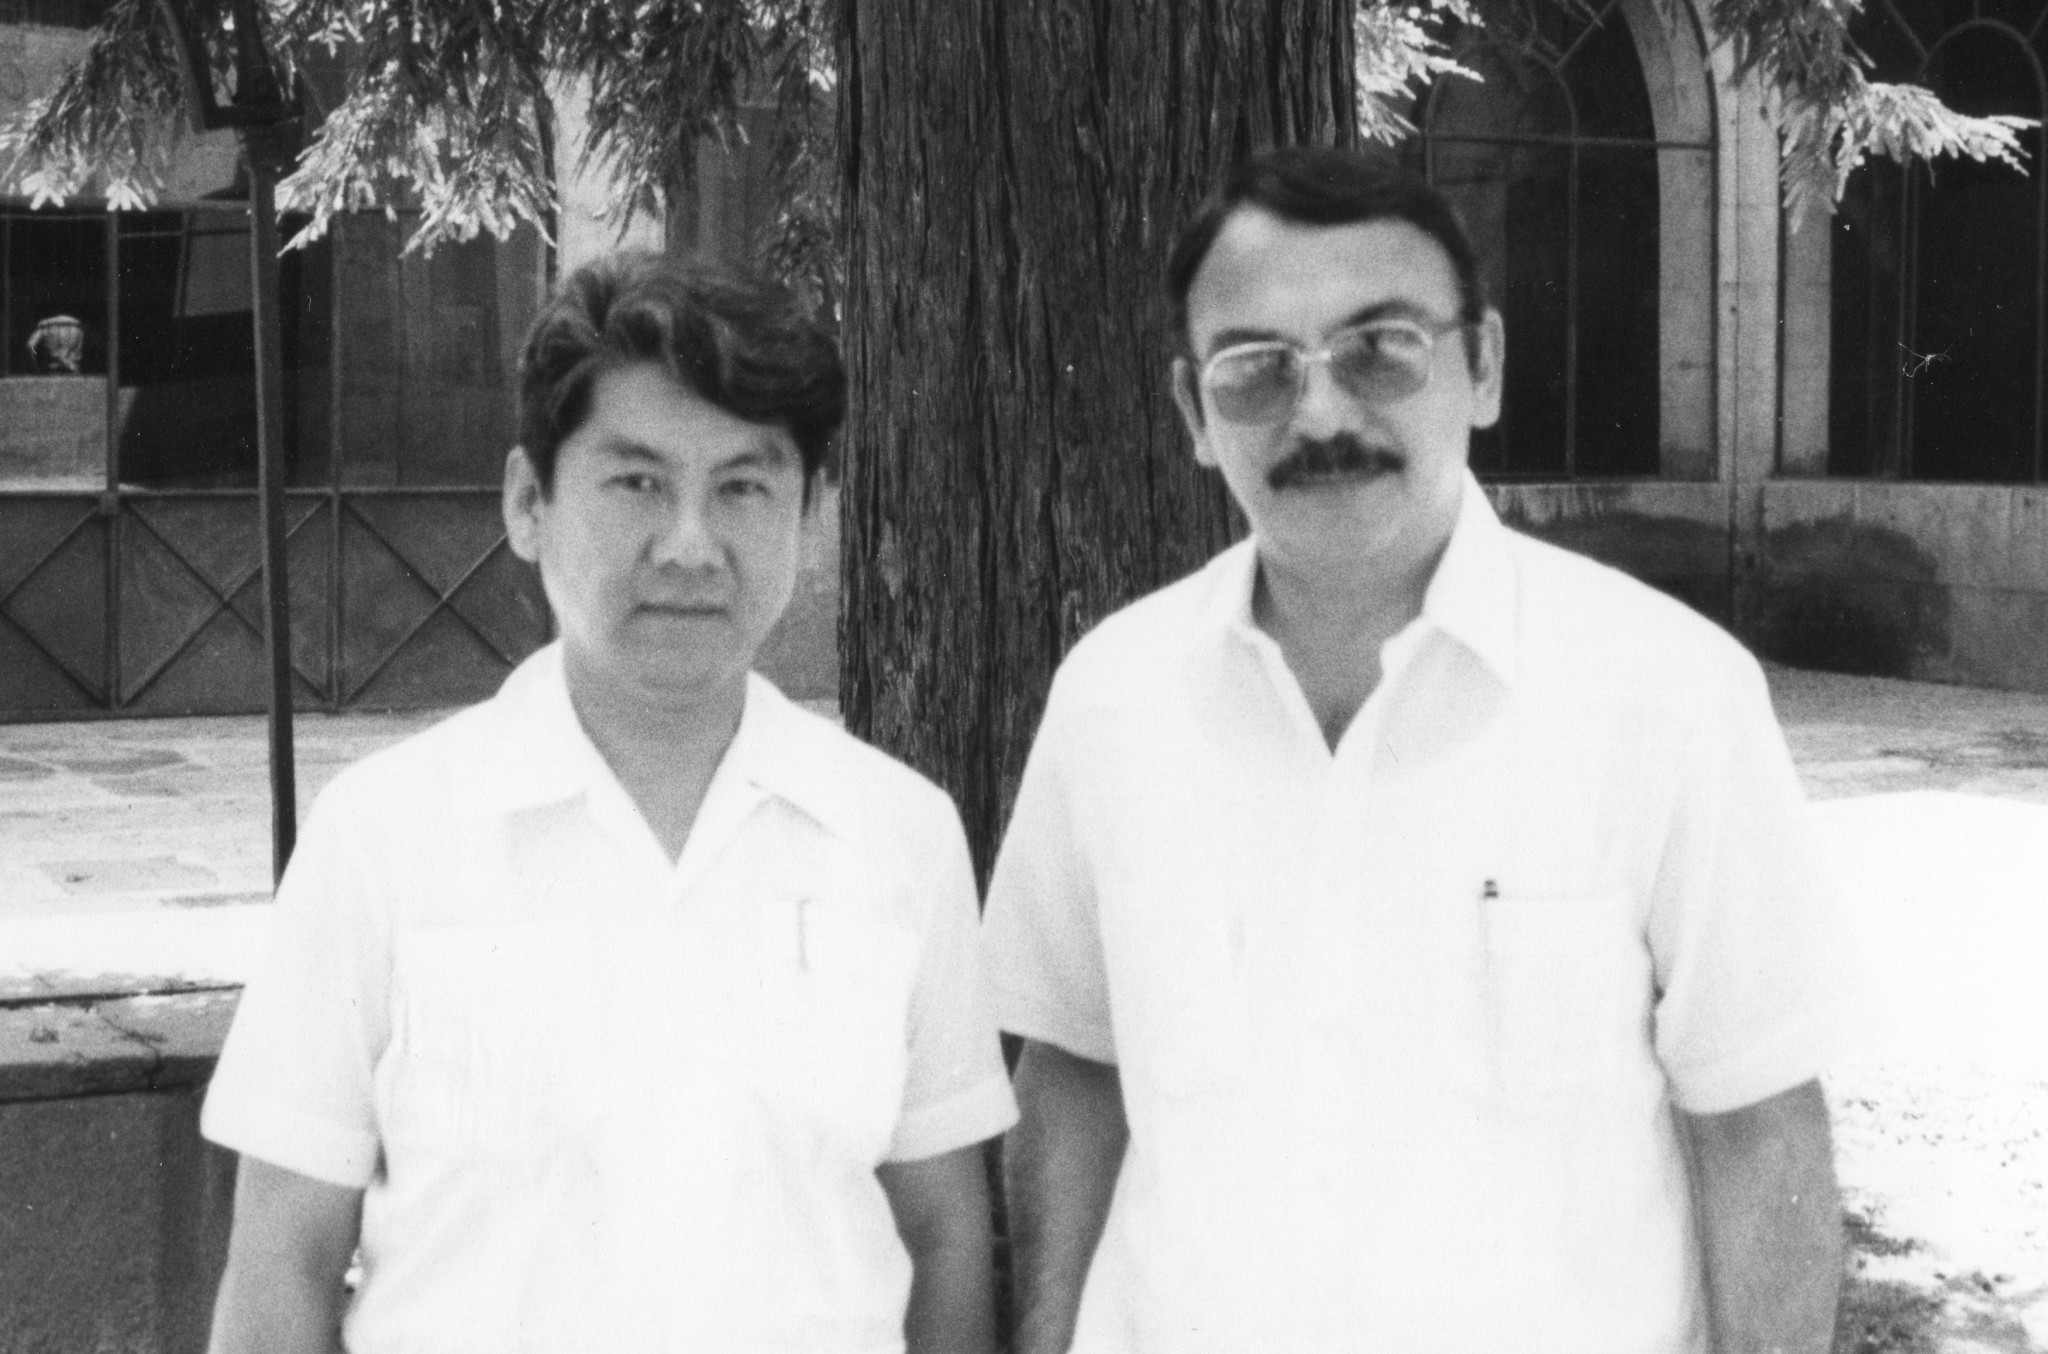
left=156, top=0, right=300, bottom=880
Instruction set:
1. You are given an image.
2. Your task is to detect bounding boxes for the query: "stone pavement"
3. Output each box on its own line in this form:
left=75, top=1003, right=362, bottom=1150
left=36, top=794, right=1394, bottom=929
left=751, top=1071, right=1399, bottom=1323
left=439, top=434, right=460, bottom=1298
left=1774, top=668, right=2048, bottom=1071
left=0, top=709, right=440, bottom=1003
left=3, top=668, right=2048, bottom=1067
left=0, top=709, right=443, bottom=917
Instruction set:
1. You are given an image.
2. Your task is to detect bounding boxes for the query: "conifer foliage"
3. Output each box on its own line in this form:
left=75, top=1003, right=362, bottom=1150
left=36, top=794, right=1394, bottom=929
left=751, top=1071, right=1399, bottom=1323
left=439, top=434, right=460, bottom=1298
left=1, top=0, right=2028, bottom=252
left=1705, top=0, right=2031, bottom=219
left=1, top=0, right=832, bottom=254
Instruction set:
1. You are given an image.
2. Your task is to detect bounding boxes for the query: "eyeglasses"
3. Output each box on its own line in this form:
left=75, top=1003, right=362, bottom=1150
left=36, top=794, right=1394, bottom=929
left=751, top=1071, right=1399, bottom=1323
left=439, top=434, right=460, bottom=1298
left=1198, top=315, right=1476, bottom=426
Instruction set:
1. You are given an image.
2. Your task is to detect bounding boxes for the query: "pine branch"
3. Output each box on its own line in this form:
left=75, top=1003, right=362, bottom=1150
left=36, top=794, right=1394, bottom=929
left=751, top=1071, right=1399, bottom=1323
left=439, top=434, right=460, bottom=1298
left=1782, top=79, right=2033, bottom=223
left=6, top=0, right=2029, bottom=258
left=1704, top=0, right=2034, bottom=217
left=275, top=0, right=554, bottom=252
left=1354, top=0, right=1481, bottom=142
left=0, top=0, right=197, bottom=210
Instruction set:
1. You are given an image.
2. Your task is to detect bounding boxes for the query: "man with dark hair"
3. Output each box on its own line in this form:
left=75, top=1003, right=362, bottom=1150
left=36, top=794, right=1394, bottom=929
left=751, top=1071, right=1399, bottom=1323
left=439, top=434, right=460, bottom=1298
left=516, top=254, right=846, bottom=496
left=985, top=147, right=1863, bottom=1353
left=203, top=251, right=1016, bottom=1354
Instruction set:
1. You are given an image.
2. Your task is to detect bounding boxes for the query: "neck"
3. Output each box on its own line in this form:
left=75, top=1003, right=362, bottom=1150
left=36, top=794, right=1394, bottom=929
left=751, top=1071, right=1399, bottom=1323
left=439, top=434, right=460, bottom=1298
left=565, top=650, right=746, bottom=763
left=1254, top=530, right=1446, bottom=658
left=562, top=647, right=747, bottom=859
left=1252, top=525, right=1453, bottom=751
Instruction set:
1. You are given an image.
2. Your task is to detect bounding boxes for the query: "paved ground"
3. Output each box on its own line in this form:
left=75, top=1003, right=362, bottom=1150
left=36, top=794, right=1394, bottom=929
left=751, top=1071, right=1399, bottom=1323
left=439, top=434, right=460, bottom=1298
left=4, top=668, right=2047, bottom=1051
left=0, top=708, right=441, bottom=1001
left=3, top=665, right=2047, bottom=1347
left=1768, top=668, right=2048, bottom=1070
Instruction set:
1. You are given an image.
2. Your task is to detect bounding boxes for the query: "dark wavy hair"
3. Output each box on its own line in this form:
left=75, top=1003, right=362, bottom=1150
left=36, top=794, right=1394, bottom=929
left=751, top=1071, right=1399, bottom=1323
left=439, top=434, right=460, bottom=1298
left=517, top=251, right=845, bottom=497
left=1165, top=147, right=1489, bottom=372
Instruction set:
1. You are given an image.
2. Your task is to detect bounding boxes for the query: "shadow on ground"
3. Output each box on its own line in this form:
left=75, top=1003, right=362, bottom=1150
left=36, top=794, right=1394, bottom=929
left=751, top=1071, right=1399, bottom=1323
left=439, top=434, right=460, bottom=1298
left=1837, top=1205, right=2043, bottom=1353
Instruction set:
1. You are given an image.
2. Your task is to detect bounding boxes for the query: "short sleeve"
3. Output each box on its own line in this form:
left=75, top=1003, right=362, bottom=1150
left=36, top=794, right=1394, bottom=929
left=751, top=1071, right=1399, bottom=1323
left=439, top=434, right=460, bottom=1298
left=201, top=781, right=391, bottom=1188
left=886, top=796, right=1019, bottom=1163
left=1648, top=652, right=1873, bottom=1114
left=981, top=685, right=1117, bottom=1064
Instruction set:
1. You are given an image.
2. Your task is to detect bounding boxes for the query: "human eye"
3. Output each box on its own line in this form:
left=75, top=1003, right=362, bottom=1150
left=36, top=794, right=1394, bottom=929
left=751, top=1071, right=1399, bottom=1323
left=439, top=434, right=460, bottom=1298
left=1353, top=321, right=1431, bottom=359
left=718, top=475, right=773, bottom=501
left=1214, top=342, right=1292, bottom=377
left=1207, top=343, right=1298, bottom=397
left=1202, top=342, right=1301, bottom=423
left=606, top=470, right=663, bottom=495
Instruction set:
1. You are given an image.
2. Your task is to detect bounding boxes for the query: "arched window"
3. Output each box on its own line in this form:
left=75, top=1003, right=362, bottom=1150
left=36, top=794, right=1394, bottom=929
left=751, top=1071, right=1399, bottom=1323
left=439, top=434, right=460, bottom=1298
left=1404, top=0, right=1715, bottom=480
left=1830, top=1, right=2047, bottom=483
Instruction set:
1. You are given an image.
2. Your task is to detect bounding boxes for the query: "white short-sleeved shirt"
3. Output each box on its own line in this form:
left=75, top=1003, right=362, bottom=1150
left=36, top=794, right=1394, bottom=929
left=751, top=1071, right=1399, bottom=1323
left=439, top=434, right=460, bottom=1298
left=204, top=643, right=1018, bottom=1354
left=982, top=474, right=1868, bottom=1354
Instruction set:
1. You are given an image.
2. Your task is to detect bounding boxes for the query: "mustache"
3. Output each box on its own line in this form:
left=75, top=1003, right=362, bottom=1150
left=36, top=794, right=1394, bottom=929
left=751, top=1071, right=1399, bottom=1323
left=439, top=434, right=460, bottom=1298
left=1266, top=434, right=1402, bottom=490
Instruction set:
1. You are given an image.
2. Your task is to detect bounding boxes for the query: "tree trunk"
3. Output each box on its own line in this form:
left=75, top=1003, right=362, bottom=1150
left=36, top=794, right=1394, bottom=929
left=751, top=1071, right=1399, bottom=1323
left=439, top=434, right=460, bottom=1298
left=839, top=0, right=1356, bottom=875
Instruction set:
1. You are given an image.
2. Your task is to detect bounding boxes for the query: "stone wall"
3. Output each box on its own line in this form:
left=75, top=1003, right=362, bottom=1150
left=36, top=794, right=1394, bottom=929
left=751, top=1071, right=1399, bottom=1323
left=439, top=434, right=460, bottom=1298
left=1487, top=479, right=1735, bottom=622
left=1478, top=478, right=2048, bottom=697
left=1756, top=480, right=2048, bottom=694
left=0, top=991, right=237, bottom=1354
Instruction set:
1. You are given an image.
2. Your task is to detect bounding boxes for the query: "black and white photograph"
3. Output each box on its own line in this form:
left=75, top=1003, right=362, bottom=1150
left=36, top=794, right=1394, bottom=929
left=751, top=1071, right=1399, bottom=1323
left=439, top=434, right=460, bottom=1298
left=1, top=2, right=2044, bottom=1351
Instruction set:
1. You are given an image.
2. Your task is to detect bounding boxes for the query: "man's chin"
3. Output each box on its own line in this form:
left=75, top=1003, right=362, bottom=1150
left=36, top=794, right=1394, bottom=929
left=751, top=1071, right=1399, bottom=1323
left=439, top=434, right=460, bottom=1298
left=633, top=657, right=754, bottom=712
left=570, top=636, right=751, bottom=703
left=1254, top=485, right=1457, bottom=566
left=633, top=604, right=731, bottom=629
left=1271, top=466, right=1398, bottom=494
left=1262, top=470, right=1406, bottom=520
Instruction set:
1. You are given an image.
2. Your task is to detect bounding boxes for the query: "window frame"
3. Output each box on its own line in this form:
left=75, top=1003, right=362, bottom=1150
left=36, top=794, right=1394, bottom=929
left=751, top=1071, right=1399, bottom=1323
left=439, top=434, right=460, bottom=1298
left=1819, top=0, right=2048, bottom=485
left=1408, top=0, right=1718, bottom=482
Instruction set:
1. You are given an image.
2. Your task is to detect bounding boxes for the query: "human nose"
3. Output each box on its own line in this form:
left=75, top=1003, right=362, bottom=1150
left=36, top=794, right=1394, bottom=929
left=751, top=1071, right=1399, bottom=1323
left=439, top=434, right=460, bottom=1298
left=1287, top=349, right=1352, bottom=436
left=648, top=491, right=720, bottom=571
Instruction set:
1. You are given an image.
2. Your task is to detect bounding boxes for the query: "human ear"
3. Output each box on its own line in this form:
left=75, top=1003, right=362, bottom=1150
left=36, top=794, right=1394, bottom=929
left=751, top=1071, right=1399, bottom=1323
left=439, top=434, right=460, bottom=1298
left=1469, top=309, right=1505, bottom=432
left=502, top=446, right=545, bottom=563
left=1171, top=356, right=1219, bottom=468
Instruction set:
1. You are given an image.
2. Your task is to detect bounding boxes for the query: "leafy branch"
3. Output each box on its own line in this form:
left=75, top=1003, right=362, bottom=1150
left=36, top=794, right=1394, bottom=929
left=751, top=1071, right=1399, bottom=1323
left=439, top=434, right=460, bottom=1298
left=1354, top=0, right=1481, bottom=143
left=0, top=0, right=2036, bottom=260
left=1705, top=0, right=2035, bottom=219
left=0, top=0, right=192, bottom=211
left=0, top=0, right=824, bottom=257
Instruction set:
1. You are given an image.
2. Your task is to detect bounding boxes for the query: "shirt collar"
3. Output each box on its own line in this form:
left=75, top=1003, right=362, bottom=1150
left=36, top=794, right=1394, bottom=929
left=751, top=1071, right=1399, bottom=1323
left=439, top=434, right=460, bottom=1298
left=1200, top=470, right=1520, bottom=686
left=1420, top=472, right=1521, bottom=686
left=458, top=643, right=856, bottom=839
left=714, top=672, right=862, bottom=842
left=457, top=642, right=610, bottom=819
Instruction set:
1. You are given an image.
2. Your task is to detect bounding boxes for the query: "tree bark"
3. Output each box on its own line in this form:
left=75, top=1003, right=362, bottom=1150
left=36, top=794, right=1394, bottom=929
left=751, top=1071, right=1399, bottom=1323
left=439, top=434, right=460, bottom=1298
left=839, top=0, right=1356, bottom=875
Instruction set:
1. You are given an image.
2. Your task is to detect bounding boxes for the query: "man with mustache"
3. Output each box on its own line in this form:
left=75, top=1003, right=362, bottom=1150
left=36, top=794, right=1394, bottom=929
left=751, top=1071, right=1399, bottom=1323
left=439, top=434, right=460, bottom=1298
left=983, top=148, right=1864, bottom=1353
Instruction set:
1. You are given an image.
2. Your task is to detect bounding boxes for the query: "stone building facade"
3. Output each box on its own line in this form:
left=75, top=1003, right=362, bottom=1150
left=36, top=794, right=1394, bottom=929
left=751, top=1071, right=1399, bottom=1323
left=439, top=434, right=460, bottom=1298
left=1430, top=0, right=2048, bottom=694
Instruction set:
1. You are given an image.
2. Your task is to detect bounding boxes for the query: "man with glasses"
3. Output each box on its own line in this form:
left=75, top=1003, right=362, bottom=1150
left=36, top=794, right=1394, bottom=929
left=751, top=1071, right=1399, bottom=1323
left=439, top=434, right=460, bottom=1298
left=983, top=148, right=1863, bottom=1353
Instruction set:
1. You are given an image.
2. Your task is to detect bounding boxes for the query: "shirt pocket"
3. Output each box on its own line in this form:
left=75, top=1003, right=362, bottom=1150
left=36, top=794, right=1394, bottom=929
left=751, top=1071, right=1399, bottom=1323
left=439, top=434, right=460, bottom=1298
left=749, top=898, right=918, bottom=1158
left=1106, top=914, right=1248, bottom=1099
left=1481, top=886, right=1651, bottom=1114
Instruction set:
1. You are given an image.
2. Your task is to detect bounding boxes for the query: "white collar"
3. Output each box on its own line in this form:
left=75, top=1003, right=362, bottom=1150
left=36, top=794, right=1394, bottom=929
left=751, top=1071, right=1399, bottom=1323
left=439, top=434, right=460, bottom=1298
left=455, top=643, right=855, bottom=839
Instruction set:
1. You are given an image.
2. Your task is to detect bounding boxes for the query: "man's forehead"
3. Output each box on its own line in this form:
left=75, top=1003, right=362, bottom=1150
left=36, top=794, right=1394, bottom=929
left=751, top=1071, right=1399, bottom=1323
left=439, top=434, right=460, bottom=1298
left=1184, top=207, right=1464, bottom=352
left=578, top=389, right=797, bottom=458
left=584, top=431, right=795, bottom=469
left=575, top=361, right=799, bottom=471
